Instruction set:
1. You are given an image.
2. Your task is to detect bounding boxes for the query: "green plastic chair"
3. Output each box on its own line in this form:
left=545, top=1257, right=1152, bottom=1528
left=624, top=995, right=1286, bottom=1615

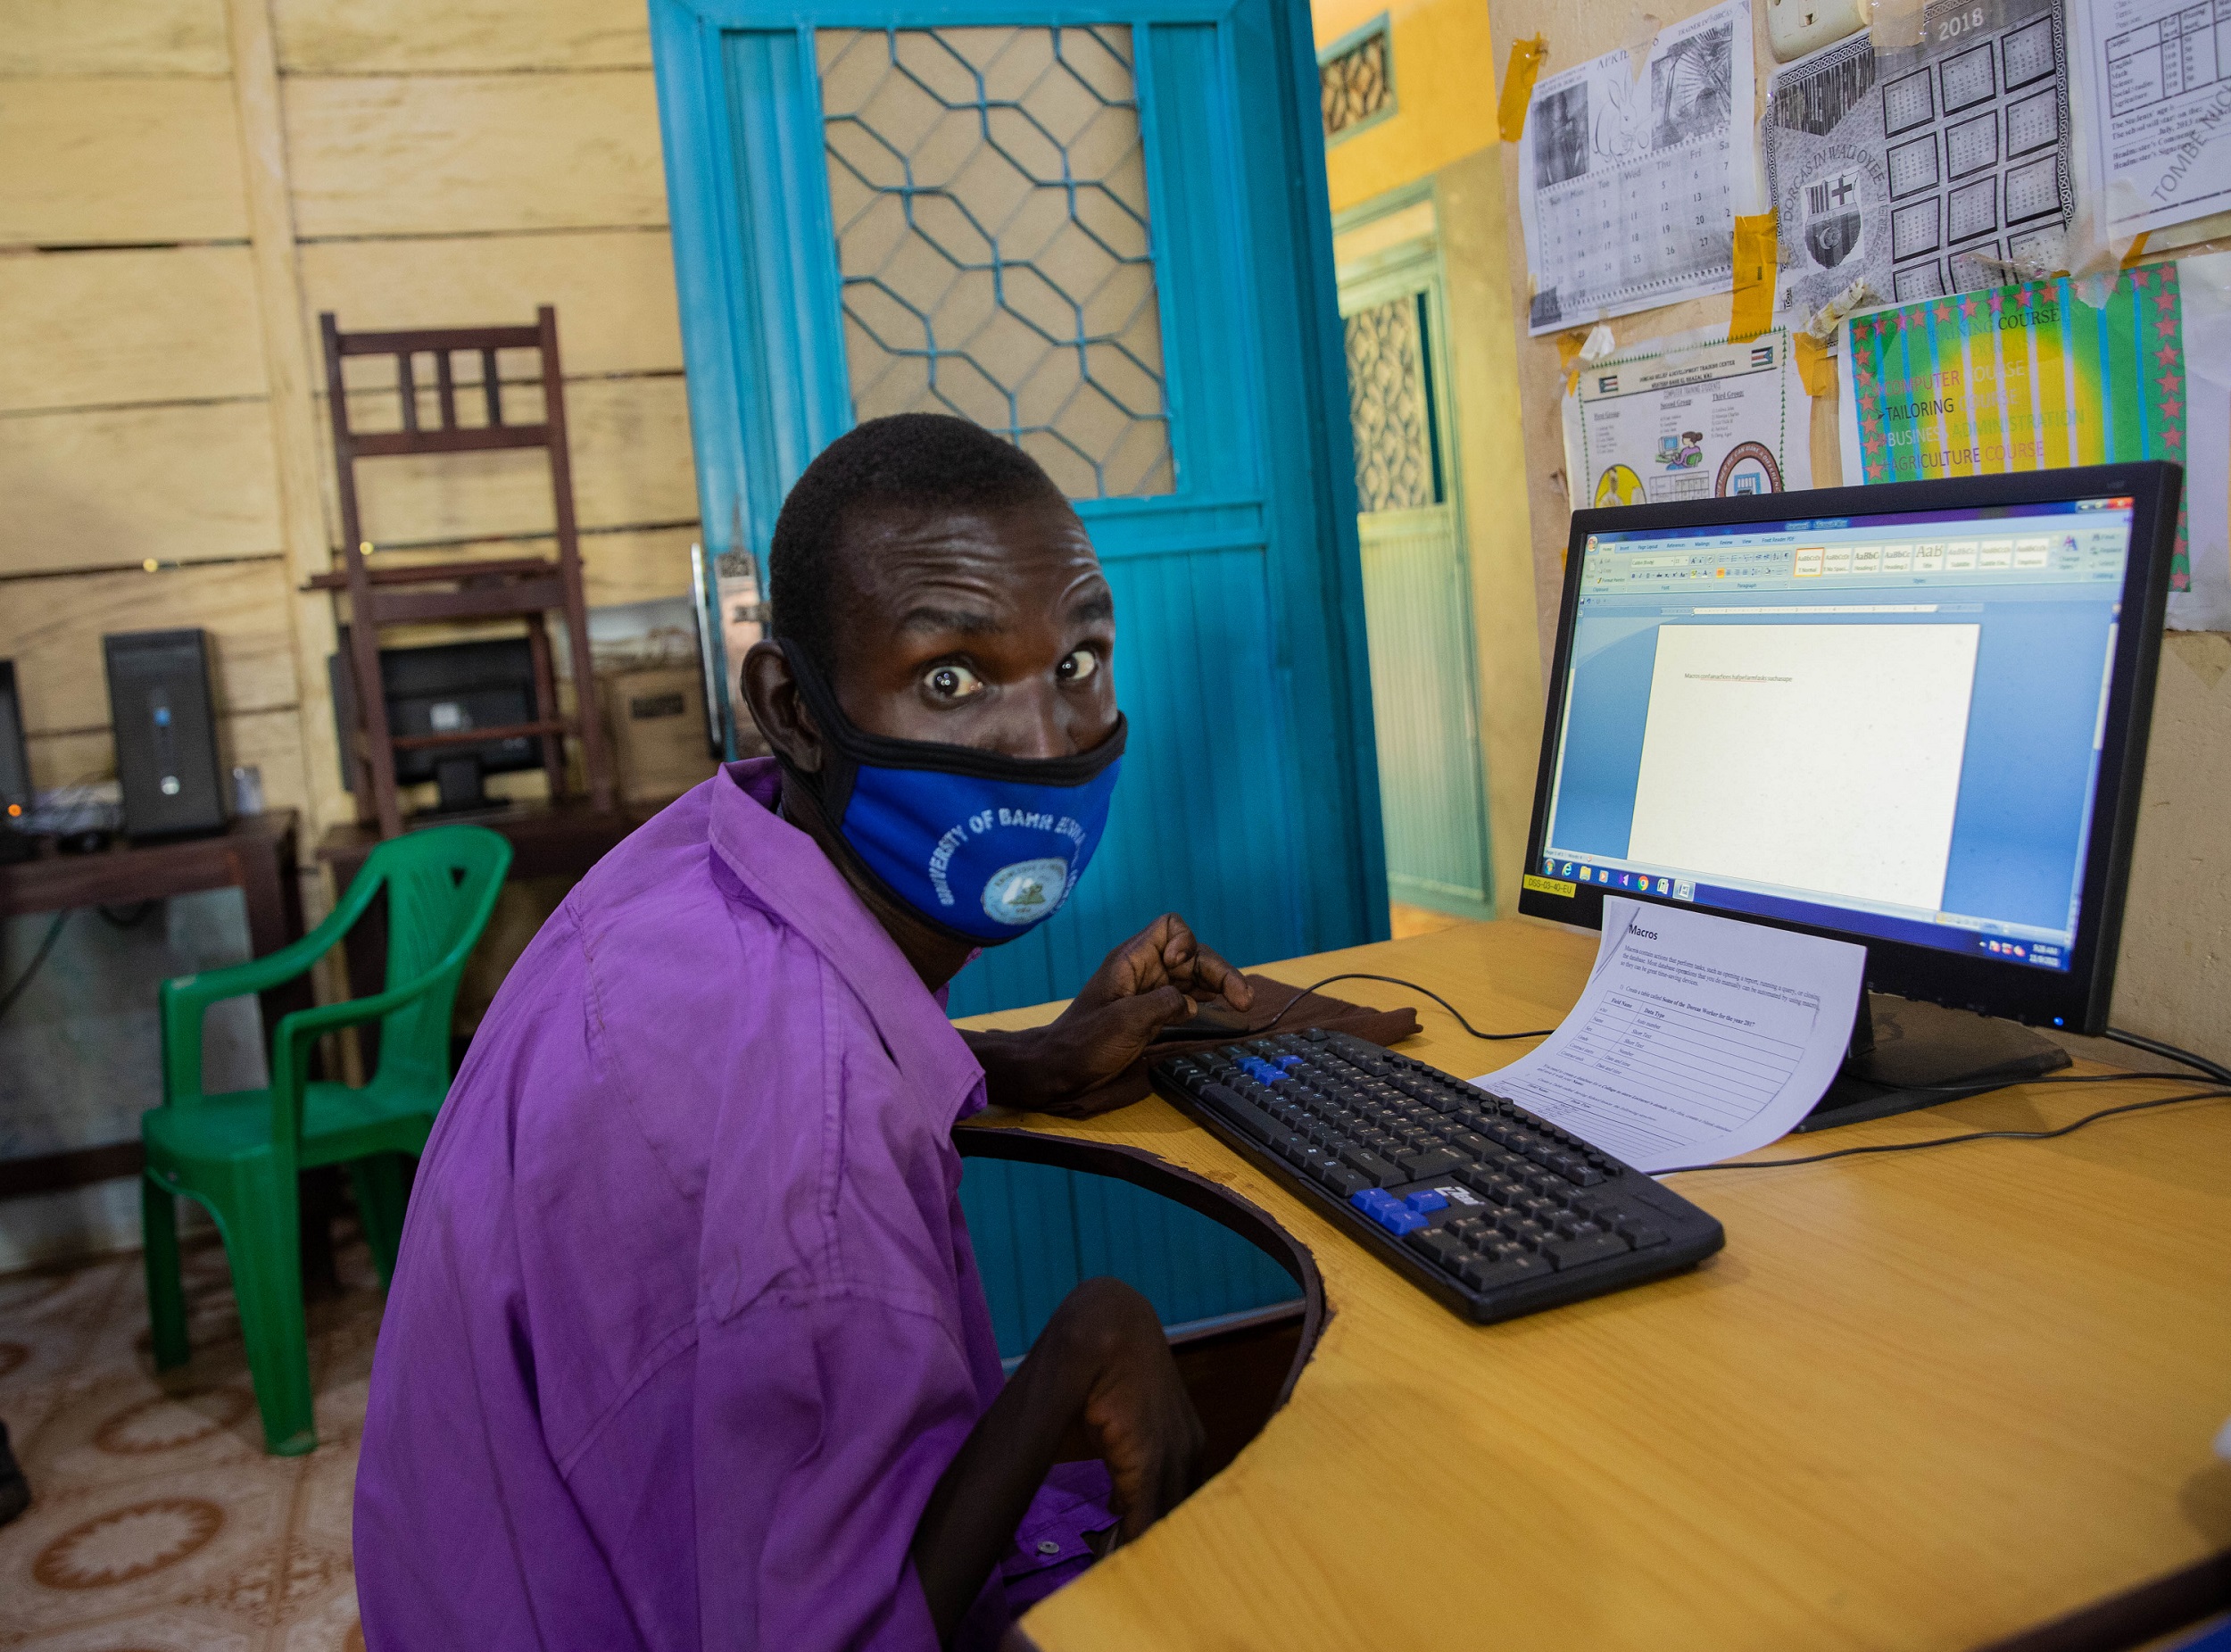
left=142, top=823, right=511, bottom=1455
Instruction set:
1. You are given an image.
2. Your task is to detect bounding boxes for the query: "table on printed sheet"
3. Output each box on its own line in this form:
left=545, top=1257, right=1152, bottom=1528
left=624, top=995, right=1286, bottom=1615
left=1550, top=989, right=1803, bottom=1146
left=957, top=917, right=2231, bottom=1651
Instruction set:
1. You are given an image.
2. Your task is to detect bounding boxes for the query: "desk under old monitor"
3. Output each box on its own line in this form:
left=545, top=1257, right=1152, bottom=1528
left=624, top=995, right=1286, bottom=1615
left=958, top=917, right=2231, bottom=1652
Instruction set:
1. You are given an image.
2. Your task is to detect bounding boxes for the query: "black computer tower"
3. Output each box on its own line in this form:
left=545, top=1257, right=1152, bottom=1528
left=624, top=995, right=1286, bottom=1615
left=104, top=629, right=228, bottom=839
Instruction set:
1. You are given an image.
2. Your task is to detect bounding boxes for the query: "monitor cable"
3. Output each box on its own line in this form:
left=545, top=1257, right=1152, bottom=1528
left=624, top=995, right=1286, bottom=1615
left=2102, top=1026, right=2231, bottom=1087
left=0, top=909, right=69, bottom=1025
left=1660, top=1078, right=2230, bottom=1174
left=1257, top=973, right=1555, bottom=1042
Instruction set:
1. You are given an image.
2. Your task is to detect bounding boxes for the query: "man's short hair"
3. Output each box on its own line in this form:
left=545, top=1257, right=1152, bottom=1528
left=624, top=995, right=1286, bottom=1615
left=768, top=414, right=1070, bottom=676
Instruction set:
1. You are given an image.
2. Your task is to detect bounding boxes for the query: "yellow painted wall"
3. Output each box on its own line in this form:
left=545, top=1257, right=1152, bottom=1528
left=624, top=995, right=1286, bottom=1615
left=1312, top=0, right=1543, bottom=917
left=1315, top=0, right=1500, bottom=214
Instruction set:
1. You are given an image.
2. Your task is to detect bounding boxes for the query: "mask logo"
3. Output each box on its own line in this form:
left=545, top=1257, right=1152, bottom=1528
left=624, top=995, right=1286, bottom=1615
left=982, top=858, right=1071, bottom=927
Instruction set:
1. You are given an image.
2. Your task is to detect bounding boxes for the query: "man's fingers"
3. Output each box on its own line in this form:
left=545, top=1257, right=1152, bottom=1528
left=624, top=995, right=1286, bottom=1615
left=1103, top=982, right=1190, bottom=1037
left=1155, top=911, right=1197, bottom=971
left=1099, top=917, right=1180, bottom=996
left=1187, top=942, right=1252, bottom=1010
left=1140, top=912, right=1252, bottom=1012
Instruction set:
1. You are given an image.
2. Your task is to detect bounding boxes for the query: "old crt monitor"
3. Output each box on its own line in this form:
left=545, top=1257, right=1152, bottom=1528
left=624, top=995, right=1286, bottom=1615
left=1521, top=463, right=2180, bottom=1124
left=329, top=634, right=542, bottom=814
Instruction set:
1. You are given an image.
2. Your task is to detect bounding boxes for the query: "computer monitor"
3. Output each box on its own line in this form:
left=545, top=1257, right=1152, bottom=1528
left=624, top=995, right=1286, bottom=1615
left=1521, top=462, right=2180, bottom=1115
left=329, top=635, right=543, bottom=814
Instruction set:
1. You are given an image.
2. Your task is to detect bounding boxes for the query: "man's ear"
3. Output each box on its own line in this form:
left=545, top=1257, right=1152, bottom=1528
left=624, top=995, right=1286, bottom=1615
left=741, top=638, right=824, bottom=775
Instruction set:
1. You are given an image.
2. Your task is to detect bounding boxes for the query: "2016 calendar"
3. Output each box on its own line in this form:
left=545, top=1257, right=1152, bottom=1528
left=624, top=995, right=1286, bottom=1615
left=1519, top=0, right=1755, bottom=336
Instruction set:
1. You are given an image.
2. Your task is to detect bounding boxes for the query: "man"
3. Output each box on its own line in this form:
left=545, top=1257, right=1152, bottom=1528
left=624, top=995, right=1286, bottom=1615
left=355, top=413, right=1254, bottom=1649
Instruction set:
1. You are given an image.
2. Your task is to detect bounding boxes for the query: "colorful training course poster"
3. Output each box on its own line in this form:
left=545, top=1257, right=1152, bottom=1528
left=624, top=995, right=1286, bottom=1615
left=1837, top=266, right=2190, bottom=587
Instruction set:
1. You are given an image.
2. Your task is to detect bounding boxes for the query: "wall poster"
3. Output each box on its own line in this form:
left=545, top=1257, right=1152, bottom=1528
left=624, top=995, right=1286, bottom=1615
left=1836, top=267, right=2191, bottom=588
left=1765, top=0, right=2077, bottom=326
left=1519, top=0, right=1755, bottom=335
left=1563, top=326, right=1814, bottom=511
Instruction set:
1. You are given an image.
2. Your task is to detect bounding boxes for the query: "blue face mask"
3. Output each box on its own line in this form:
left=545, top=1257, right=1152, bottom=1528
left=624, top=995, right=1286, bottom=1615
left=777, top=642, right=1125, bottom=945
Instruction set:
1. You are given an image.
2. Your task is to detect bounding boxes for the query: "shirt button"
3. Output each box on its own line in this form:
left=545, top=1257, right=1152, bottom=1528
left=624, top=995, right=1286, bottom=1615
left=1036, top=1540, right=1062, bottom=1556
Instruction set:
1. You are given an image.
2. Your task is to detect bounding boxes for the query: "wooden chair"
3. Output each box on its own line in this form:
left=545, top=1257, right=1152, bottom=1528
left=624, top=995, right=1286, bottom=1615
left=310, top=306, right=615, bottom=837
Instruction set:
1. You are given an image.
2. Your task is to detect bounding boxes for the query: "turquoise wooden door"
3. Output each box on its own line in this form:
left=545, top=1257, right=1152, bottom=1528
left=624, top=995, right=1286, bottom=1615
left=1339, top=215, right=1493, bottom=919
left=650, top=0, right=1387, bottom=1017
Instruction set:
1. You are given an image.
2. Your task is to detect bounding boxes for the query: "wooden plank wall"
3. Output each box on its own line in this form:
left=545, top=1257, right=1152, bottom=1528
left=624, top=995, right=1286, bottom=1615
left=0, top=0, right=701, bottom=854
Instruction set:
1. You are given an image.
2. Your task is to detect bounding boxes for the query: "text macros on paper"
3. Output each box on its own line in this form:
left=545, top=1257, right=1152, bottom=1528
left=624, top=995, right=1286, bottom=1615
left=1472, top=897, right=1864, bottom=1172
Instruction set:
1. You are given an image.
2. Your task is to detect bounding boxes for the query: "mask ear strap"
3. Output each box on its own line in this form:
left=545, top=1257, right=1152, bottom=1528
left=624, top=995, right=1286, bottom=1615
left=772, top=640, right=861, bottom=824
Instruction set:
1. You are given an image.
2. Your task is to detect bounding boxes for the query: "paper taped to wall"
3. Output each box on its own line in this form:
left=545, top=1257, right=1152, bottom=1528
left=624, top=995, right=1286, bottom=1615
left=2074, top=0, right=2231, bottom=239
left=1519, top=0, right=1756, bottom=335
left=1472, top=896, right=1865, bottom=1173
left=1835, top=268, right=2193, bottom=587
left=1764, top=0, right=2076, bottom=322
left=1562, top=324, right=1814, bottom=510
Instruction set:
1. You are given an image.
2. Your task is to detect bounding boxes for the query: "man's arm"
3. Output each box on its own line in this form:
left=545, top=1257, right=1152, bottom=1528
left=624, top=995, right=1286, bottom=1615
left=964, top=913, right=1252, bottom=1115
left=910, top=1276, right=1202, bottom=1643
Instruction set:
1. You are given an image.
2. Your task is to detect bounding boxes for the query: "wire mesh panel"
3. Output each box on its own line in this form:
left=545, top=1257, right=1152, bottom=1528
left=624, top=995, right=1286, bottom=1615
left=817, top=26, right=1175, bottom=498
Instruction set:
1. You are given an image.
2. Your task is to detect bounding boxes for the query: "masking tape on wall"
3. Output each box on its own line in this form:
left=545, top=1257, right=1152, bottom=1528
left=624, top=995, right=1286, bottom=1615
left=1497, top=37, right=1547, bottom=144
left=1729, top=213, right=1778, bottom=343
left=1556, top=328, right=1588, bottom=394
left=1793, top=333, right=1837, bottom=397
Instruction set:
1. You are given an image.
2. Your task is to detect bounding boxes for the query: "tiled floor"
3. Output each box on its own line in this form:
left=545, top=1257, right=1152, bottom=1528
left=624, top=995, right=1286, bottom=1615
left=0, top=1233, right=378, bottom=1650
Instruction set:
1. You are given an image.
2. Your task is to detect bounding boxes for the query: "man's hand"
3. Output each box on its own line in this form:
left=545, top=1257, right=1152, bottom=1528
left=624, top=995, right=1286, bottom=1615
left=1055, top=1278, right=1205, bottom=1541
left=965, top=915, right=1253, bottom=1116
left=911, top=1278, right=1203, bottom=1641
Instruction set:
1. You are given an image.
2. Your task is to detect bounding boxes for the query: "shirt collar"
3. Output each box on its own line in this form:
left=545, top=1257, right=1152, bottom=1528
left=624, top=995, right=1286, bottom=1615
left=708, top=760, right=986, bottom=1126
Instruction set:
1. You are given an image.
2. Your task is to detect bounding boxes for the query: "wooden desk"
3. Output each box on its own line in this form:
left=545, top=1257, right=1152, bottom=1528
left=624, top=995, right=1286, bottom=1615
left=0, top=810, right=308, bottom=1196
left=959, top=919, right=2231, bottom=1652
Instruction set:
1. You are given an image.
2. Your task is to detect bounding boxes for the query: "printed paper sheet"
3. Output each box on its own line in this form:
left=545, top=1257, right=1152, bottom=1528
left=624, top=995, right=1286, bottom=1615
left=2076, top=0, right=2231, bottom=237
left=1519, top=0, right=1755, bottom=336
left=2172, top=253, right=2231, bottom=627
left=1562, top=325, right=1814, bottom=511
left=1836, top=268, right=2193, bottom=585
left=1472, top=897, right=1864, bottom=1174
left=1765, top=0, right=2077, bottom=326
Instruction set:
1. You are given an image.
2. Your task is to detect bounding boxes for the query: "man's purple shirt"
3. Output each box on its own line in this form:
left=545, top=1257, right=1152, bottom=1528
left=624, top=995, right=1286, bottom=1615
left=354, top=760, right=1110, bottom=1648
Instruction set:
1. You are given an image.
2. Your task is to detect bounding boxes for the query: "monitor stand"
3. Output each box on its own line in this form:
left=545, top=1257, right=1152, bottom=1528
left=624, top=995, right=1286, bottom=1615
left=1797, top=992, right=2070, bottom=1132
left=424, top=755, right=493, bottom=817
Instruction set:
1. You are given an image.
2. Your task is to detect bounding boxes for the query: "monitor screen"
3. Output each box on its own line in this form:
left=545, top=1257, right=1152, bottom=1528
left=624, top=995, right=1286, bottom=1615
left=1534, top=493, right=2140, bottom=977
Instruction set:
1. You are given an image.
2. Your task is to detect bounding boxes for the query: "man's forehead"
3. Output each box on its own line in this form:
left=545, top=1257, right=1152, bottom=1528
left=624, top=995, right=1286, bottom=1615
left=833, top=500, right=1107, bottom=615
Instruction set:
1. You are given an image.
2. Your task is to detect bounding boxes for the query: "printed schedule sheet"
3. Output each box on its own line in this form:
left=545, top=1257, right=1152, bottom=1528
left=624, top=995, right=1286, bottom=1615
left=2081, top=0, right=2231, bottom=235
left=1474, top=897, right=1865, bottom=1172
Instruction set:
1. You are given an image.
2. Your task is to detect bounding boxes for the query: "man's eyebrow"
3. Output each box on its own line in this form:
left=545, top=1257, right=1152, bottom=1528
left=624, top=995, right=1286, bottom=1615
left=1067, top=591, right=1115, bottom=623
left=897, top=603, right=1001, bottom=635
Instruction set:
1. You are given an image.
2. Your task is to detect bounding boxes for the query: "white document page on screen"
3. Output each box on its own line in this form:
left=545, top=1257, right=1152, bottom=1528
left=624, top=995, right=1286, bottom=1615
left=1472, top=897, right=1864, bottom=1172
left=1625, top=623, right=1980, bottom=912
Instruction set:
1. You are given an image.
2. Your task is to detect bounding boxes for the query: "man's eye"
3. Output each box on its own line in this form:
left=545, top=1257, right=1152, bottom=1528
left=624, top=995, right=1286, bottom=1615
left=1057, top=648, right=1099, bottom=684
left=924, top=663, right=984, bottom=701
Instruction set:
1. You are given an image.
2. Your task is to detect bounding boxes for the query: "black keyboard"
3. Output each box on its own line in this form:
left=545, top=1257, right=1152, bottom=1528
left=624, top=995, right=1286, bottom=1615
left=1151, top=1029, right=1725, bottom=1323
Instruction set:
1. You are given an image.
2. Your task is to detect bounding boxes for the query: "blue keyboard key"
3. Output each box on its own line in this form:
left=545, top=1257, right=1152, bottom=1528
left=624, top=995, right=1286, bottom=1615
left=1350, top=1189, right=1424, bottom=1235
left=1275, top=1053, right=1305, bottom=1068
left=1406, top=1189, right=1448, bottom=1214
